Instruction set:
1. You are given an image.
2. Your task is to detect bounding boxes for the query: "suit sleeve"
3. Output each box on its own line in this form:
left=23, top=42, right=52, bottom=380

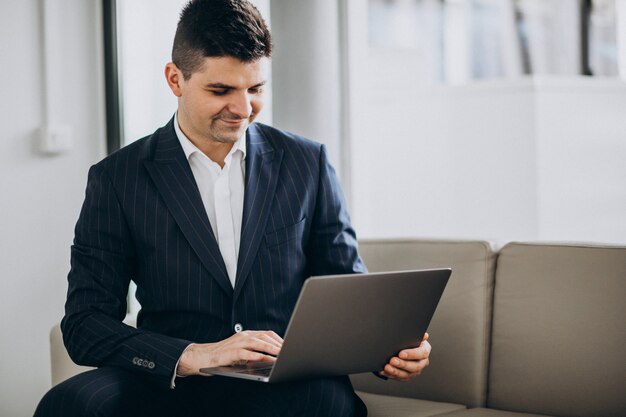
left=306, top=144, right=368, bottom=276
left=61, top=163, right=191, bottom=390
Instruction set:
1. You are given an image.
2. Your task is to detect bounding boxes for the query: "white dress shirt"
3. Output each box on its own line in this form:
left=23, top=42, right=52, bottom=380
left=174, top=113, right=246, bottom=288
left=169, top=114, right=246, bottom=388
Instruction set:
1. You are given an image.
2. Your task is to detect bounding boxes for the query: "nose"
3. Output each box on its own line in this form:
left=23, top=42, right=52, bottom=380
left=227, top=91, right=253, bottom=119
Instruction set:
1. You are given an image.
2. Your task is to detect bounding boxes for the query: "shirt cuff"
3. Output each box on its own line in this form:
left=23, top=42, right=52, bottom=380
left=170, top=343, right=195, bottom=389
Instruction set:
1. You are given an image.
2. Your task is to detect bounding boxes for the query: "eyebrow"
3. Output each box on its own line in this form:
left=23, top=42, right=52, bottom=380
left=205, top=81, right=267, bottom=89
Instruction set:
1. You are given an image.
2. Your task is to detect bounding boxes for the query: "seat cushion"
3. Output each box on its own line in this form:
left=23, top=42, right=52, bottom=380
left=356, top=391, right=466, bottom=417
left=489, top=242, right=626, bottom=417
left=437, top=408, right=551, bottom=417
left=351, top=239, right=497, bottom=407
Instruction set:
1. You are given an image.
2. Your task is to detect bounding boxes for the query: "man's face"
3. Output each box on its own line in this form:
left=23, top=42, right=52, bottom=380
left=166, top=56, right=268, bottom=147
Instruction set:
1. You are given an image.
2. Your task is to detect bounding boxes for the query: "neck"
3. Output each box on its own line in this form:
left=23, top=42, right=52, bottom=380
left=195, top=141, right=234, bottom=168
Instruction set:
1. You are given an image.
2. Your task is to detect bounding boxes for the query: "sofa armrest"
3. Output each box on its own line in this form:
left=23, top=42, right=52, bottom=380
left=49, top=315, right=137, bottom=386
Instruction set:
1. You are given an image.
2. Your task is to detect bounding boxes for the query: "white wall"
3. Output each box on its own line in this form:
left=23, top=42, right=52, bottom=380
left=534, top=77, right=626, bottom=243
left=350, top=68, right=539, bottom=242
left=271, top=0, right=343, bottom=172
left=0, top=1, right=105, bottom=415
left=350, top=67, right=626, bottom=245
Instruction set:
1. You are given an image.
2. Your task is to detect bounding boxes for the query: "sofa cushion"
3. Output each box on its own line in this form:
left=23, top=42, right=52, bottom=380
left=356, top=391, right=466, bottom=417
left=437, top=408, right=550, bottom=417
left=489, top=242, right=626, bottom=417
left=351, top=239, right=497, bottom=407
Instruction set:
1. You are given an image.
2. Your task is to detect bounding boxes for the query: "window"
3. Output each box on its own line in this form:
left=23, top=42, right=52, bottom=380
left=366, top=0, right=623, bottom=84
left=344, top=0, right=626, bottom=243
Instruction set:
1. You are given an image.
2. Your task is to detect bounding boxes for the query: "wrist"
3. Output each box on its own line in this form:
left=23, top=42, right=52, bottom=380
left=177, top=343, right=199, bottom=377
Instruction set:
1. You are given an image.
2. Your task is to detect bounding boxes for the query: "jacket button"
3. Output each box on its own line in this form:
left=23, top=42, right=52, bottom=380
left=148, top=361, right=155, bottom=369
left=234, top=323, right=243, bottom=333
left=132, top=357, right=139, bottom=365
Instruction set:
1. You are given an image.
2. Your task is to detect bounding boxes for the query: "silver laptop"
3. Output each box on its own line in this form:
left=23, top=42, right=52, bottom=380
left=200, top=268, right=451, bottom=383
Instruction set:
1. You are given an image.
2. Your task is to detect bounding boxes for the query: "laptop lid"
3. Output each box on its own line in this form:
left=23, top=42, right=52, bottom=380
left=201, top=268, right=451, bottom=383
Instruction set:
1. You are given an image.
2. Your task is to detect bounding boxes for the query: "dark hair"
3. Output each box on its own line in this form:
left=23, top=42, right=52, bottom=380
left=172, top=0, right=272, bottom=80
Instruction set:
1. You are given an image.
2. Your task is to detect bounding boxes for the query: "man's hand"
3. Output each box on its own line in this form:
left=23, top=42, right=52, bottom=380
left=177, top=330, right=283, bottom=376
left=379, top=333, right=431, bottom=382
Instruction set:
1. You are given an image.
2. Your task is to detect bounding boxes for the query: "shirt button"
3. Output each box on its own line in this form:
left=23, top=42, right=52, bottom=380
left=234, top=323, right=243, bottom=333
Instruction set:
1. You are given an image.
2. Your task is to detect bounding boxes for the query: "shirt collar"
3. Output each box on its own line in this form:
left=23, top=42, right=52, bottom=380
left=174, top=112, right=247, bottom=162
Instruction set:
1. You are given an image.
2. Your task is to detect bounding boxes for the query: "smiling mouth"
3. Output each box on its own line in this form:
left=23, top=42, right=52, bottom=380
left=219, top=118, right=246, bottom=126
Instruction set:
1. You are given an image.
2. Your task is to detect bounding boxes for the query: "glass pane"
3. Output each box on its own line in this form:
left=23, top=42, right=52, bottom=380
left=589, top=0, right=619, bottom=76
left=367, top=0, right=621, bottom=84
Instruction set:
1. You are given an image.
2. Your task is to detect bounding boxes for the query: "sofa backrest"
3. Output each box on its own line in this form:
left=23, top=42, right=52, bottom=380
left=350, top=239, right=497, bottom=408
left=488, top=242, right=626, bottom=417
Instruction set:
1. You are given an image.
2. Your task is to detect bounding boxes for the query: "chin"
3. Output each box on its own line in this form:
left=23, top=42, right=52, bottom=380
left=216, top=127, right=247, bottom=143
left=210, top=132, right=242, bottom=144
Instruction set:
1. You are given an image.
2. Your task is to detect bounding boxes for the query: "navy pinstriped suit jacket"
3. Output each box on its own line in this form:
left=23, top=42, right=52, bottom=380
left=61, top=118, right=366, bottom=389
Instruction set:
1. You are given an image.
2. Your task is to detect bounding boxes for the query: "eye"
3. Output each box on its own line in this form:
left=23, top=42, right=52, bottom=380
left=249, top=87, right=264, bottom=94
left=209, top=89, right=228, bottom=96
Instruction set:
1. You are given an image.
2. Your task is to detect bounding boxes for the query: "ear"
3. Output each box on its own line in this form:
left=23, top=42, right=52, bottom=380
left=165, top=62, right=183, bottom=97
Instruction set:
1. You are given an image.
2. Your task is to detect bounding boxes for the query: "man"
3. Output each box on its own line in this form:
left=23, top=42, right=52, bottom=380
left=35, top=0, right=431, bottom=415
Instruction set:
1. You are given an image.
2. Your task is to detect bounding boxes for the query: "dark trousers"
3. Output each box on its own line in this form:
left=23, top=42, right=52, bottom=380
left=34, top=367, right=367, bottom=417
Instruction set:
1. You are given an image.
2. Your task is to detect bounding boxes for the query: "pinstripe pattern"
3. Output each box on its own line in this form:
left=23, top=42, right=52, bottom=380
left=40, top=118, right=366, bottom=415
left=36, top=368, right=366, bottom=416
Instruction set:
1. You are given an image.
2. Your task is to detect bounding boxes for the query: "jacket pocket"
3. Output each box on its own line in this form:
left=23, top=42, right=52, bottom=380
left=264, top=218, right=306, bottom=248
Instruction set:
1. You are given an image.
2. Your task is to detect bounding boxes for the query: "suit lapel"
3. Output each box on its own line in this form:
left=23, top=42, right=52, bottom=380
left=143, top=120, right=233, bottom=296
left=234, top=124, right=284, bottom=302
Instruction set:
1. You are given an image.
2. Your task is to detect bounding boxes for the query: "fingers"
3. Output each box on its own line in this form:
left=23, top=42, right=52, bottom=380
left=255, top=331, right=283, bottom=351
left=381, top=339, right=432, bottom=382
left=236, top=330, right=283, bottom=349
left=181, top=330, right=285, bottom=375
left=230, top=348, right=278, bottom=363
left=398, top=340, right=431, bottom=361
left=388, top=354, right=429, bottom=374
left=215, top=330, right=283, bottom=366
left=227, top=331, right=282, bottom=357
left=264, top=330, right=284, bottom=345
left=380, top=356, right=430, bottom=381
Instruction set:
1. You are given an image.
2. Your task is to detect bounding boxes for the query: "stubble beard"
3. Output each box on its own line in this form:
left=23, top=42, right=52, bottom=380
left=208, top=117, right=250, bottom=144
left=208, top=108, right=259, bottom=144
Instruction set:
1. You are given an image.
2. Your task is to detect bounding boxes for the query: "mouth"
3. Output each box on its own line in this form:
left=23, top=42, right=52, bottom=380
left=218, top=118, right=246, bottom=127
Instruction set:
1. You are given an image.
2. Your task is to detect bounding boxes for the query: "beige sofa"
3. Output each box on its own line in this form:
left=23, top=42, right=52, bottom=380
left=352, top=240, right=626, bottom=417
left=50, top=239, right=626, bottom=417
